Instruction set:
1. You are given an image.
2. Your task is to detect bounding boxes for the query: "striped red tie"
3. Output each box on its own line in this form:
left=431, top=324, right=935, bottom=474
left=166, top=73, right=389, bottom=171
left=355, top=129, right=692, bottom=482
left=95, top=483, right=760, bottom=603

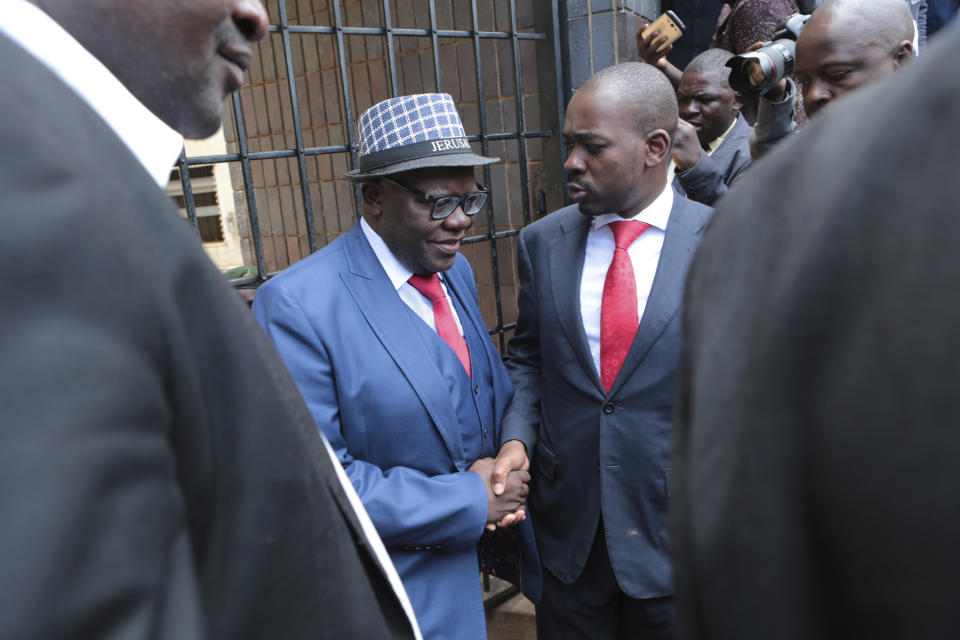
left=408, top=273, right=472, bottom=378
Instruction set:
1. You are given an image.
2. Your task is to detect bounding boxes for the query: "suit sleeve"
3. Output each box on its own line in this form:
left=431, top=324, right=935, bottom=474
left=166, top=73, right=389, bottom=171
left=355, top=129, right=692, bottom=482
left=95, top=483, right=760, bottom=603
left=0, top=250, right=205, bottom=638
left=253, top=282, right=488, bottom=551
left=751, top=79, right=798, bottom=160
left=675, top=147, right=750, bottom=206
left=500, top=230, right=542, bottom=454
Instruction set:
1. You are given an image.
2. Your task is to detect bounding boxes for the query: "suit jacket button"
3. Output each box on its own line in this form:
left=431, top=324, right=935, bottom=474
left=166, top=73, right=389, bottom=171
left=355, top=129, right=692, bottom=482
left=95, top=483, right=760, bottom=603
left=602, top=402, right=615, bottom=414
left=473, top=385, right=480, bottom=395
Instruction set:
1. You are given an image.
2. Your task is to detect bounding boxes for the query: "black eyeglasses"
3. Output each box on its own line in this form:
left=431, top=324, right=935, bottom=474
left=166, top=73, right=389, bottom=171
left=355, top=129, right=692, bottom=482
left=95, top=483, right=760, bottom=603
left=381, top=176, right=488, bottom=220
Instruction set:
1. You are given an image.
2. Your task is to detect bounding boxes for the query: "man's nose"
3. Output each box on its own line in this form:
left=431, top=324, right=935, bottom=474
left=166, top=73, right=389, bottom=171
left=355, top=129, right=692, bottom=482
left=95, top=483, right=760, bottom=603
left=804, top=80, right=832, bottom=116
left=234, top=0, right=270, bottom=43
left=442, top=204, right=473, bottom=231
left=564, top=148, right=585, bottom=173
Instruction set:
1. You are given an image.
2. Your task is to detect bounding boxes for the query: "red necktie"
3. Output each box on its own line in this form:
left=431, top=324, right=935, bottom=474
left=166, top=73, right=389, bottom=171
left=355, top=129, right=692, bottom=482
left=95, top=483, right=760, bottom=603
left=600, top=220, right=650, bottom=392
left=408, top=273, right=472, bottom=378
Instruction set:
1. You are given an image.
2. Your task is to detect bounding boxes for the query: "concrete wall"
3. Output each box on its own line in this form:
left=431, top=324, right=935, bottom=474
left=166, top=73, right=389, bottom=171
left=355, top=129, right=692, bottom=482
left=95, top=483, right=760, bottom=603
left=561, top=0, right=661, bottom=95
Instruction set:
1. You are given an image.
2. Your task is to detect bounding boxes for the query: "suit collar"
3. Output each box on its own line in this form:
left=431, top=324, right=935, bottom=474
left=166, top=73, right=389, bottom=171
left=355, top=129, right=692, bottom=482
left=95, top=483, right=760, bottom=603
left=341, top=225, right=468, bottom=468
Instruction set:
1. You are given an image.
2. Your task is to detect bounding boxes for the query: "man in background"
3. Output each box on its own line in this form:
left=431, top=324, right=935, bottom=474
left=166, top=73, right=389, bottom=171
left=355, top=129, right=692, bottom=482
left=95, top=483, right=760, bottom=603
left=752, top=0, right=915, bottom=154
left=0, top=1, right=418, bottom=637
left=671, top=48, right=752, bottom=205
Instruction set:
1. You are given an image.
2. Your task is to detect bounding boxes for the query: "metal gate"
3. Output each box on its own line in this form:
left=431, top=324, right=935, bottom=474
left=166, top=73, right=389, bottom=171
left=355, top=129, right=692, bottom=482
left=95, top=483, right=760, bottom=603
left=173, top=0, right=566, bottom=351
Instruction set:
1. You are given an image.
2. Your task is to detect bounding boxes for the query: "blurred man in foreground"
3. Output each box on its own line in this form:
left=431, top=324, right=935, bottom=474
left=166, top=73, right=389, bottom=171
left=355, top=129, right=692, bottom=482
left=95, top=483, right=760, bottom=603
left=0, top=1, right=418, bottom=637
left=673, top=23, right=960, bottom=640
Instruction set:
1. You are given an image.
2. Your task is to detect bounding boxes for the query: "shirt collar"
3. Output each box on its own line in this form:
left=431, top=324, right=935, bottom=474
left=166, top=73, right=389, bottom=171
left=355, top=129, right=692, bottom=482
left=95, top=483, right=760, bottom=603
left=0, top=0, right=184, bottom=187
left=591, top=181, right=674, bottom=232
left=360, top=217, right=416, bottom=290
left=706, top=115, right=740, bottom=155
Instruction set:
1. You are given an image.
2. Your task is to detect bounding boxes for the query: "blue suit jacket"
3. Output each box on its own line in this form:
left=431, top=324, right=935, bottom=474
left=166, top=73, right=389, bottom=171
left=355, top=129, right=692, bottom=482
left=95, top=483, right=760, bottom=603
left=501, top=196, right=712, bottom=598
left=254, top=223, right=540, bottom=639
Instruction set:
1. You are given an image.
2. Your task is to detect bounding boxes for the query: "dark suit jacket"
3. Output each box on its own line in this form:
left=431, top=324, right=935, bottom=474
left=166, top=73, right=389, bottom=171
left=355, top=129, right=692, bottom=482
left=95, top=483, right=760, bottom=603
left=674, top=114, right=752, bottom=206
left=0, top=32, right=415, bottom=640
left=673, top=24, right=960, bottom=640
left=502, top=196, right=712, bottom=598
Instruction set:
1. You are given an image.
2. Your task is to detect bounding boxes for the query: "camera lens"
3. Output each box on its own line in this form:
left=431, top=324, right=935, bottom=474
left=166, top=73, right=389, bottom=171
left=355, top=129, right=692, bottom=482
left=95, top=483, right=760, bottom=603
left=726, top=40, right=795, bottom=96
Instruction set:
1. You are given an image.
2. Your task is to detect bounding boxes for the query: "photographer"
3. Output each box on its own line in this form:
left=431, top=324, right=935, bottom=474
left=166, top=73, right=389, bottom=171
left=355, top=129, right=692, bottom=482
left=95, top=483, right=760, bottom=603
left=750, top=0, right=915, bottom=156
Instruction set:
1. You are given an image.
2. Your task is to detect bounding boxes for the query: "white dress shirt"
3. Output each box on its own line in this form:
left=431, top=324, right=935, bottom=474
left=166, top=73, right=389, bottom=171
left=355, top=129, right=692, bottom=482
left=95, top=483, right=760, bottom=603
left=580, top=182, right=674, bottom=377
left=0, top=0, right=183, bottom=187
left=1, top=5, right=422, bottom=636
left=361, top=217, right=465, bottom=335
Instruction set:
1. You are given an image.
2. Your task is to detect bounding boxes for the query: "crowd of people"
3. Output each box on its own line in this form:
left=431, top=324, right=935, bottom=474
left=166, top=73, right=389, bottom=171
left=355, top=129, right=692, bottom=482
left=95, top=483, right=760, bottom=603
left=2, top=0, right=959, bottom=638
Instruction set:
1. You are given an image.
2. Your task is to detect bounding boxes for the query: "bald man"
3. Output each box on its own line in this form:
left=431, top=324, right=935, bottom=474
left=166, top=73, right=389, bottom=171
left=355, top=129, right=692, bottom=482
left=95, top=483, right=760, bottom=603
left=753, top=0, right=915, bottom=154
left=492, top=62, right=713, bottom=639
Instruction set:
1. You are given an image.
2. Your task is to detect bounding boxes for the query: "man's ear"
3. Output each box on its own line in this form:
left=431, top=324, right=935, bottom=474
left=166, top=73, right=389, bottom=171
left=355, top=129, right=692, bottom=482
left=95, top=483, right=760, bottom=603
left=892, top=40, right=914, bottom=67
left=361, top=181, right=383, bottom=217
left=644, top=129, right=672, bottom=167
left=732, top=90, right=744, bottom=111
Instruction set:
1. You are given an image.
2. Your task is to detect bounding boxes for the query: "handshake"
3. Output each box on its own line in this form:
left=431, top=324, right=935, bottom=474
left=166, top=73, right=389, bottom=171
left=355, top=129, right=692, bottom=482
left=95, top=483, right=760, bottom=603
left=468, top=440, right=531, bottom=532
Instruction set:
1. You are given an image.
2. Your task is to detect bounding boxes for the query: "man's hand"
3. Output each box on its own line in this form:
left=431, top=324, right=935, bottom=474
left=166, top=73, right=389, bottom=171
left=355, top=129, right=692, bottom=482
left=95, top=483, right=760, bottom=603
left=488, top=440, right=530, bottom=529
left=469, top=457, right=530, bottom=532
left=671, top=119, right=703, bottom=171
left=635, top=22, right=672, bottom=69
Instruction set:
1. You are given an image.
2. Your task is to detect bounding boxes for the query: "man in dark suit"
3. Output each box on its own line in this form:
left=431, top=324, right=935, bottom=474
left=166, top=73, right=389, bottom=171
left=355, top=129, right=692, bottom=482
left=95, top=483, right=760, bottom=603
left=0, top=0, right=418, bottom=638
left=492, top=62, right=713, bottom=639
left=254, top=93, right=541, bottom=640
left=672, top=48, right=752, bottom=205
left=672, top=23, right=960, bottom=640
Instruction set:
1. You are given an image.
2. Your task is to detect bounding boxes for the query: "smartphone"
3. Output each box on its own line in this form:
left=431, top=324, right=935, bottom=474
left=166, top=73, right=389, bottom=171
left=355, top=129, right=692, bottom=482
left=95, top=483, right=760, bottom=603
left=641, top=10, right=687, bottom=53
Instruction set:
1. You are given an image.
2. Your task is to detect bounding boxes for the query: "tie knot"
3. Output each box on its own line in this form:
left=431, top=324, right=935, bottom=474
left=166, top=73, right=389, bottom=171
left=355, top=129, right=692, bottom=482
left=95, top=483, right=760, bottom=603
left=608, top=220, right=650, bottom=250
left=408, top=273, right=445, bottom=301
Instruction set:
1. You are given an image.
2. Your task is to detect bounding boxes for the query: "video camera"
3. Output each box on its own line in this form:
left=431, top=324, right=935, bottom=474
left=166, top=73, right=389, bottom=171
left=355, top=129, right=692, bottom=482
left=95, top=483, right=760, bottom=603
left=726, top=0, right=823, bottom=96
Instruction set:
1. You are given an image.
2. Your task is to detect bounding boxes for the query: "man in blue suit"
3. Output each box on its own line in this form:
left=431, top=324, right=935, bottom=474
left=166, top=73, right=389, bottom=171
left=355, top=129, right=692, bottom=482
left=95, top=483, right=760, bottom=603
left=253, top=93, right=541, bottom=640
left=492, top=63, right=713, bottom=639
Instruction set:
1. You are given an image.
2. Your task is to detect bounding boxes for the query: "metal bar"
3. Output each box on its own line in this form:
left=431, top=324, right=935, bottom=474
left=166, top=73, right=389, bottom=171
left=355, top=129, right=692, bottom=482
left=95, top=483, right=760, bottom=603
left=277, top=0, right=318, bottom=253
left=428, top=2, right=442, bottom=90
left=230, top=91, right=267, bottom=281
left=176, top=150, right=200, bottom=235
left=381, top=0, right=399, bottom=95
left=508, top=0, right=533, bottom=227
left=462, top=227, right=520, bottom=244
left=552, top=0, right=569, bottom=122
left=469, top=0, right=506, bottom=352
left=330, top=0, right=362, bottom=222
left=271, top=24, right=546, bottom=40
left=181, top=131, right=554, bottom=165
left=487, top=322, right=517, bottom=337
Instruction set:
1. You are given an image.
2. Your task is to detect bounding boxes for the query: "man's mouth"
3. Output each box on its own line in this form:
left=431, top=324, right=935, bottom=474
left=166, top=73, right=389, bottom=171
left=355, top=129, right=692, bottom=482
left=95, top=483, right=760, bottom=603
left=218, top=46, right=253, bottom=92
left=566, top=182, right=588, bottom=201
left=433, top=238, right=463, bottom=255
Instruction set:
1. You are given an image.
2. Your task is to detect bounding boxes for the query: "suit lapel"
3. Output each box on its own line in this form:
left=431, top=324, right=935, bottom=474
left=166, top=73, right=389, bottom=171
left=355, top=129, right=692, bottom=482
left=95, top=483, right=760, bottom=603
left=609, top=198, right=703, bottom=396
left=443, top=262, right=494, bottom=381
left=548, top=213, right=605, bottom=394
left=339, top=226, right=467, bottom=470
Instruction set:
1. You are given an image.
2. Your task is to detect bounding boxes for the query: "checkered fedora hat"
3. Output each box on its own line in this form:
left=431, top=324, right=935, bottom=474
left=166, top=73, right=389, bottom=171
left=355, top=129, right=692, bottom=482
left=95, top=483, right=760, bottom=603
left=345, top=93, right=499, bottom=179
